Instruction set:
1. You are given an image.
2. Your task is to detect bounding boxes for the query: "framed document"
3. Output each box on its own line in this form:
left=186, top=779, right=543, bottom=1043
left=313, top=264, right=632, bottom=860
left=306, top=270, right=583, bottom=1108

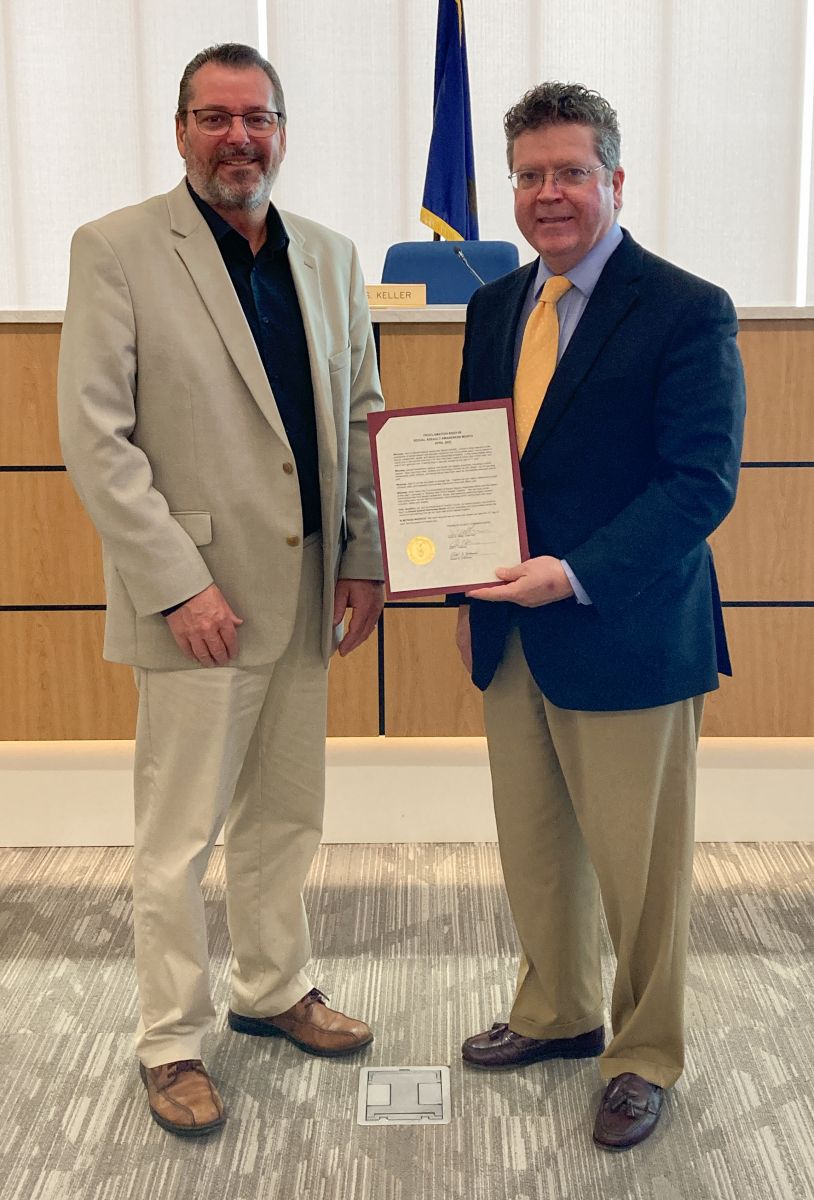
left=367, top=399, right=528, bottom=599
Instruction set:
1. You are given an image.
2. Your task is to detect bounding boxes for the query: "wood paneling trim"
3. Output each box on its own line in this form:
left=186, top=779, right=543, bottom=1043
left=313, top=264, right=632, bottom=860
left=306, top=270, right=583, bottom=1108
left=710, top=467, right=814, bottom=600
left=0, top=611, right=137, bottom=740
left=0, top=472, right=105, bottom=605
left=0, top=326, right=62, bottom=463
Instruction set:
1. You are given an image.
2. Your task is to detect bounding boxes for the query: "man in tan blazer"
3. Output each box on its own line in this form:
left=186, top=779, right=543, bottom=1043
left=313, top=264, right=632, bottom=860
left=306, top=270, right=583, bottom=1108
left=58, top=43, right=384, bottom=1137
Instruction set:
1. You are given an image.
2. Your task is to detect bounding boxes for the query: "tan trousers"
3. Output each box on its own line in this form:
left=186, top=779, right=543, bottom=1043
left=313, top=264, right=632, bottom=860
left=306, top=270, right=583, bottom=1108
left=483, top=628, right=703, bottom=1089
left=132, top=537, right=327, bottom=1066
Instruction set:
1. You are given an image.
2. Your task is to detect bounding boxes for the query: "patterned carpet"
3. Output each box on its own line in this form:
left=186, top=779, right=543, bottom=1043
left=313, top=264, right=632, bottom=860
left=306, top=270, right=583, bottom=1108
left=0, top=843, right=812, bottom=1200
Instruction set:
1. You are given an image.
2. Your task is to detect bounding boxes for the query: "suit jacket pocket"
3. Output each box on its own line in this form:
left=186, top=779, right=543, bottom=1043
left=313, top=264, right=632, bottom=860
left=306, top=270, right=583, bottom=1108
left=170, top=510, right=212, bottom=546
left=328, top=343, right=352, bottom=373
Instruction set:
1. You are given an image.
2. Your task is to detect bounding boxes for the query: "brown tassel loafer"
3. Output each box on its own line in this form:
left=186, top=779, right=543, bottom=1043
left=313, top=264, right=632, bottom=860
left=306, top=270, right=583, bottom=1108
left=140, top=1059, right=225, bottom=1136
left=228, top=988, right=373, bottom=1057
left=462, top=1022, right=604, bottom=1068
left=463, top=1022, right=609, bottom=1070
left=593, top=1073, right=664, bottom=1150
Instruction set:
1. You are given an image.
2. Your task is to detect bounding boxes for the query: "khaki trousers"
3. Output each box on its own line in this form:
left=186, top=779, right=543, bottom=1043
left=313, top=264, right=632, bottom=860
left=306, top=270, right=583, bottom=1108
left=132, top=537, right=327, bottom=1066
left=483, top=628, right=703, bottom=1089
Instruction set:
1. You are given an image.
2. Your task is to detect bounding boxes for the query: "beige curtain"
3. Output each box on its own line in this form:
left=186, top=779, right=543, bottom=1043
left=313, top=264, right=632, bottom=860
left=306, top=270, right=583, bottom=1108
left=1, top=0, right=812, bottom=307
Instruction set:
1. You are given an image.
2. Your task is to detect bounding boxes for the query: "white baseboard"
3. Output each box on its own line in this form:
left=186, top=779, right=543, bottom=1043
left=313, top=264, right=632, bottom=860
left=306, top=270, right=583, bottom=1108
left=0, top=737, right=812, bottom=847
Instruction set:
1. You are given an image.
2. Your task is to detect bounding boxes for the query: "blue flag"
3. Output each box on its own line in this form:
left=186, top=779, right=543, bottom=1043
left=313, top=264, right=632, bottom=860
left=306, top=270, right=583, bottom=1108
left=420, top=0, right=479, bottom=240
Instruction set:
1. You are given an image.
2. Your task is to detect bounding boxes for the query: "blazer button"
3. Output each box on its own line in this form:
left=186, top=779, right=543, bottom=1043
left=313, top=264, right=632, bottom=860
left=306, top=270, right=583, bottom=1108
left=286, top=535, right=300, bottom=547
left=282, top=462, right=294, bottom=474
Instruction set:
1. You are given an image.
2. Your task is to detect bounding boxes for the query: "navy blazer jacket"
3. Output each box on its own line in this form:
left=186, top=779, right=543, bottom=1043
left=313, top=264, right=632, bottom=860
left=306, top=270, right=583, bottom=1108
left=459, top=230, right=746, bottom=711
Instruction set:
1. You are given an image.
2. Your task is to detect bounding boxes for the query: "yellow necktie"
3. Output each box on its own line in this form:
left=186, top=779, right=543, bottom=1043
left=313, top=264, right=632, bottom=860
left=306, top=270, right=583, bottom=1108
left=513, top=275, right=573, bottom=456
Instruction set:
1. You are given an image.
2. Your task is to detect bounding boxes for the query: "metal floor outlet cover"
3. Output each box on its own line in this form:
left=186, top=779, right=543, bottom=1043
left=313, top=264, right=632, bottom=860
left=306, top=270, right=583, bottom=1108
left=357, top=1066, right=451, bottom=1125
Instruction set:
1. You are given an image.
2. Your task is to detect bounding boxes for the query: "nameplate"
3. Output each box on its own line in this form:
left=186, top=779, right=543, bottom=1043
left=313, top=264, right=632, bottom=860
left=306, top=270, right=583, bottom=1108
left=366, top=284, right=427, bottom=308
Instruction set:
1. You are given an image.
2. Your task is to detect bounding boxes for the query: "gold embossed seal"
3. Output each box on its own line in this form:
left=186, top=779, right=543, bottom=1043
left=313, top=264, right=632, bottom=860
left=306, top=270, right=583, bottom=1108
left=406, top=536, right=436, bottom=566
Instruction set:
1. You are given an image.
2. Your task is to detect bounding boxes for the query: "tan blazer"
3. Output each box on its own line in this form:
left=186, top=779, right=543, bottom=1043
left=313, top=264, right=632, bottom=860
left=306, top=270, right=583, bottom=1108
left=58, top=180, right=383, bottom=669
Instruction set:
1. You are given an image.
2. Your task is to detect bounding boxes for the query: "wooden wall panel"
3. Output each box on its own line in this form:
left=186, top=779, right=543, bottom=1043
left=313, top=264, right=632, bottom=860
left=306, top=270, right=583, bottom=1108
left=384, top=607, right=814, bottom=739
left=383, top=607, right=484, bottom=736
left=327, top=629, right=379, bottom=736
left=0, top=611, right=137, bottom=740
left=379, top=325, right=465, bottom=411
left=737, top=321, right=814, bottom=460
left=0, top=326, right=62, bottom=463
left=710, top=467, right=814, bottom=600
left=386, top=592, right=445, bottom=605
left=1, top=319, right=812, bottom=742
left=0, top=605, right=378, bottom=741
left=6, top=322, right=811, bottom=465
left=703, top=608, right=814, bottom=736
left=0, top=472, right=104, bottom=605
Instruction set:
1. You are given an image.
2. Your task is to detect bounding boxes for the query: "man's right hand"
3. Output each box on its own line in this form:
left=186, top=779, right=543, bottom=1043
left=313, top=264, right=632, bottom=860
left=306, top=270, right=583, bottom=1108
left=455, top=605, right=472, bottom=674
left=165, top=583, right=243, bottom=666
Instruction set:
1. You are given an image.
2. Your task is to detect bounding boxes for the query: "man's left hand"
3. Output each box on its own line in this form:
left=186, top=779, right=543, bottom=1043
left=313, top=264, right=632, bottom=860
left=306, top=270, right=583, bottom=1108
left=466, top=556, right=575, bottom=607
left=333, top=578, right=384, bottom=656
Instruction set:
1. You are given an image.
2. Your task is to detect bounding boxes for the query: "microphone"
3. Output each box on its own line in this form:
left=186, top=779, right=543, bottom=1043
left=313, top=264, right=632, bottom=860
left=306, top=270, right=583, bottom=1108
left=453, top=246, right=486, bottom=286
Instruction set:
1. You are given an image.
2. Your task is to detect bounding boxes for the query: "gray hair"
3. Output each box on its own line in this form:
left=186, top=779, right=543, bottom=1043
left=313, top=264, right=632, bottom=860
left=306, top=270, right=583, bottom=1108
left=176, top=43, right=286, bottom=123
left=504, top=82, right=620, bottom=170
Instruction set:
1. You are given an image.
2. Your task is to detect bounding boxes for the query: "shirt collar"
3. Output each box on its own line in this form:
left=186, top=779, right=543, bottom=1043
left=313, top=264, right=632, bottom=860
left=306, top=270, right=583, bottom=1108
left=186, top=180, right=289, bottom=252
left=533, top=222, right=623, bottom=300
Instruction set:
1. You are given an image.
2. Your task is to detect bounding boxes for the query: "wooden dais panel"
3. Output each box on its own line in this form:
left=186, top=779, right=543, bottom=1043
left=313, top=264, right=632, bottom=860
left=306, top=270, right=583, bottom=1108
left=710, top=467, right=814, bottom=600
left=737, top=321, right=814, bottom=460
left=383, top=607, right=484, bottom=736
left=383, top=604, right=814, bottom=739
left=0, top=611, right=137, bottom=740
left=0, top=326, right=62, bottom=463
left=0, top=607, right=378, bottom=741
left=0, top=471, right=105, bottom=605
left=379, top=325, right=465, bottom=411
left=703, top=607, right=814, bottom=736
left=327, top=626, right=379, bottom=736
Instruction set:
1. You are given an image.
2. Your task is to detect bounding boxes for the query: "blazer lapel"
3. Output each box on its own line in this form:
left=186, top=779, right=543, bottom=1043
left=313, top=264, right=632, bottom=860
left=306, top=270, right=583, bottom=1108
left=167, top=181, right=290, bottom=447
left=284, top=222, right=338, bottom=478
left=522, top=232, right=643, bottom=463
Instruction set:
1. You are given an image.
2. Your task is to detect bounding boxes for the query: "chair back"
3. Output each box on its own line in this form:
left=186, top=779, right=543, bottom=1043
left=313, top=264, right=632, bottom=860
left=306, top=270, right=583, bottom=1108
left=381, top=240, right=520, bottom=303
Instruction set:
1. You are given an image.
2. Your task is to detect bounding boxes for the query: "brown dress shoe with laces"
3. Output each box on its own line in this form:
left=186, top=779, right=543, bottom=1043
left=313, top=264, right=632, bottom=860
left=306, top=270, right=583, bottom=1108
left=139, top=1059, right=225, bottom=1136
left=462, top=1022, right=604, bottom=1068
left=228, top=988, right=373, bottom=1057
left=593, top=1073, right=664, bottom=1150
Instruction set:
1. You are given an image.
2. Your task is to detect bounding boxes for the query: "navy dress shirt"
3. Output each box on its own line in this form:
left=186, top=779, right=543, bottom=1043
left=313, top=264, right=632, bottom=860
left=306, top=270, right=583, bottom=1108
left=188, top=182, right=322, bottom=539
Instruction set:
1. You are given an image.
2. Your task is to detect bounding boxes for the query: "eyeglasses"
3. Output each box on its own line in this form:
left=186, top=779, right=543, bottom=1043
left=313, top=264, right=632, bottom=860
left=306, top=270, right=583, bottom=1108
left=509, top=165, right=606, bottom=192
left=189, top=109, right=283, bottom=137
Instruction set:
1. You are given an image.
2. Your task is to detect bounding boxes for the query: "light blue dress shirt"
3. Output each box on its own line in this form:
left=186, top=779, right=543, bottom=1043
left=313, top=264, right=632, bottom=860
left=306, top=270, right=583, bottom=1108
left=514, top=222, right=624, bottom=604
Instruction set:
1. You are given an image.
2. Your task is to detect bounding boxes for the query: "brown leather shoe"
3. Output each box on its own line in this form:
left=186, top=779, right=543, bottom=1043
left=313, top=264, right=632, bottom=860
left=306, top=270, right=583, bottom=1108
left=462, top=1022, right=604, bottom=1068
left=228, top=988, right=373, bottom=1057
left=593, top=1073, right=664, bottom=1150
left=139, top=1059, right=225, bottom=1137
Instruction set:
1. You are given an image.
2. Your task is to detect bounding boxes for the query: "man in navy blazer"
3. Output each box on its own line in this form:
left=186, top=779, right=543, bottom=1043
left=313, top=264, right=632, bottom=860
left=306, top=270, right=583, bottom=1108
left=456, top=83, right=745, bottom=1150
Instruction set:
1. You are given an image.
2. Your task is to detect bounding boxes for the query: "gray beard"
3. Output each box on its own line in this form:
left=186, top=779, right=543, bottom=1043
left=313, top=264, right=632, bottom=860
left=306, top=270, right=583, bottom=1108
left=185, top=149, right=278, bottom=212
